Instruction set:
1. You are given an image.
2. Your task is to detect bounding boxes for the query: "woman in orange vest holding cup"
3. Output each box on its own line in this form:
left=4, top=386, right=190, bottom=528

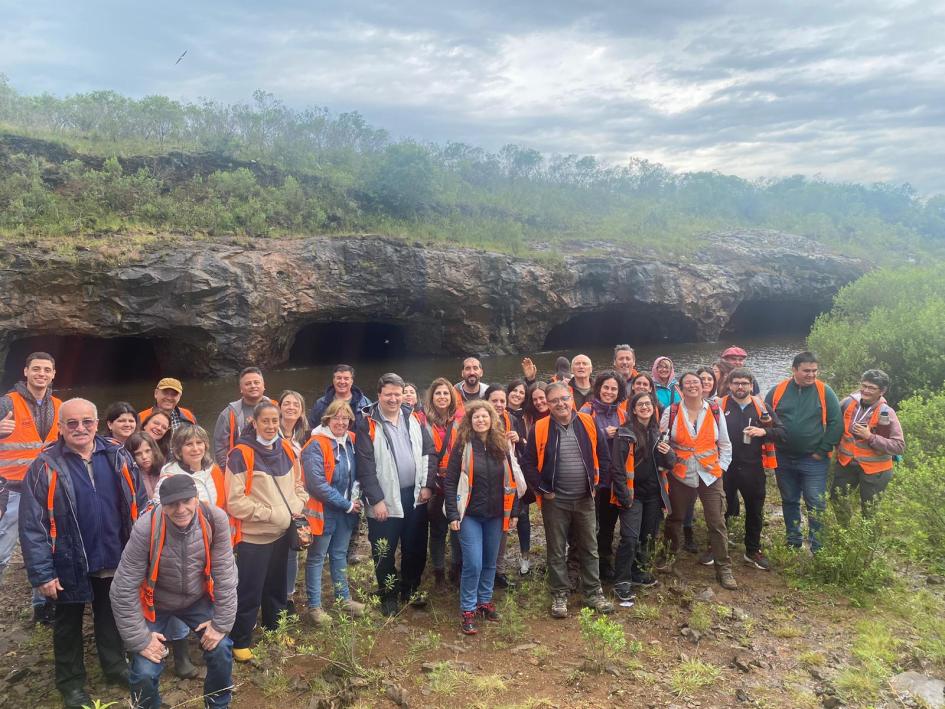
left=300, top=400, right=365, bottom=626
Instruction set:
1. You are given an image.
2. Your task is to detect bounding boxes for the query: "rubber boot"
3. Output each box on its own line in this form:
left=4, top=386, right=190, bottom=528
left=172, top=639, right=199, bottom=679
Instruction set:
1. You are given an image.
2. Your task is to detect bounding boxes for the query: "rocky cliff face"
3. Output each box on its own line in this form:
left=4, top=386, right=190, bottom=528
left=0, top=230, right=864, bottom=378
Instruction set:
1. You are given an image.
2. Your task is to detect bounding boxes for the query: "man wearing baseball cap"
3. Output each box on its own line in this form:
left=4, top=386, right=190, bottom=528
left=139, top=378, right=197, bottom=432
left=720, top=347, right=759, bottom=395
left=110, top=474, right=237, bottom=709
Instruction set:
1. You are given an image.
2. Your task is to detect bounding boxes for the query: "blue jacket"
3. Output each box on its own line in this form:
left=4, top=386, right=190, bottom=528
left=301, top=427, right=358, bottom=536
left=18, top=436, right=148, bottom=604
left=655, top=380, right=681, bottom=410
left=309, top=385, right=372, bottom=431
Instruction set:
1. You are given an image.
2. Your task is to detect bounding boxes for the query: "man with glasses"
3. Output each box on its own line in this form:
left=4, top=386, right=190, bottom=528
left=19, top=398, right=149, bottom=709
left=0, top=351, right=61, bottom=624
left=523, top=382, right=614, bottom=618
left=719, top=368, right=785, bottom=571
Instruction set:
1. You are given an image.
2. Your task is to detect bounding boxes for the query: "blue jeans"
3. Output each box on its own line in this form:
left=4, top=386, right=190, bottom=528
left=775, top=454, right=828, bottom=551
left=129, top=597, right=233, bottom=709
left=457, top=515, right=503, bottom=612
left=305, top=513, right=357, bottom=608
left=0, top=491, right=46, bottom=608
left=286, top=548, right=300, bottom=602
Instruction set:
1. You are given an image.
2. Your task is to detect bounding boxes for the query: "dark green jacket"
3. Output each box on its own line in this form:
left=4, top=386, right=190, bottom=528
left=764, top=380, right=842, bottom=457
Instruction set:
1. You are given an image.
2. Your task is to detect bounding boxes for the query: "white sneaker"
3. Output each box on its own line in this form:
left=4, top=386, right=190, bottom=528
left=519, top=557, right=531, bottom=576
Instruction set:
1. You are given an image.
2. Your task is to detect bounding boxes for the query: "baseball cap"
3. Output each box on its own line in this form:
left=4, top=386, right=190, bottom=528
left=159, top=474, right=198, bottom=505
left=157, top=377, right=183, bottom=393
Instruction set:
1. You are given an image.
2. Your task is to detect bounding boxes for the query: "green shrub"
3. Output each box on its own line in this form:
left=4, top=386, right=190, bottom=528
left=578, top=607, right=626, bottom=671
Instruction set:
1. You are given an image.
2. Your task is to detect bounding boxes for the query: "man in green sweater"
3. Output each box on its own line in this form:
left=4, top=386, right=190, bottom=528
left=765, top=352, right=842, bottom=552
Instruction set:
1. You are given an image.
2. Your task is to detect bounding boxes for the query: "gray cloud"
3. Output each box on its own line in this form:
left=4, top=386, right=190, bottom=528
left=4, top=0, right=945, bottom=192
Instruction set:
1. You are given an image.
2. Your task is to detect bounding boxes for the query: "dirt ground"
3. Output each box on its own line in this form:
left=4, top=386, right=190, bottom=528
left=0, top=492, right=937, bottom=709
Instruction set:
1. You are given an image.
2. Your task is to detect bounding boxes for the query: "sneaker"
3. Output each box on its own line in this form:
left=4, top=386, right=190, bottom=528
left=519, top=557, right=531, bottom=576
left=614, top=585, right=636, bottom=603
left=550, top=593, right=568, bottom=619
left=698, top=550, right=715, bottom=566
left=478, top=601, right=500, bottom=622
left=306, top=607, right=333, bottom=627
left=630, top=572, right=657, bottom=587
left=743, top=551, right=771, bottom=571
left=716, top=567, right=738, bottom=590
left=340, top=599, right=367, bottom=617
left=461, top=610, right=478, bottom=635
left=585, top=590, right=615, bottom=614
left=232, top=647, right=254, bottom=663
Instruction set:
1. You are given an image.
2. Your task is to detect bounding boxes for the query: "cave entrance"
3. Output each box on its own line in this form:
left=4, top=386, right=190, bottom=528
left=542, top=306, right=698, bottom=350
left=2, top=334, right=164, bottom=388
left=722, top=299, right=825, bottom=337
left=289, top=321, right=409, bottom=364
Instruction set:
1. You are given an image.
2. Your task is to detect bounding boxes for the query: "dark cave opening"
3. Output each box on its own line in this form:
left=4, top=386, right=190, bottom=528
left=289, top=321, right=409, bottom=364
left=542, top=306, right=699, bottom=350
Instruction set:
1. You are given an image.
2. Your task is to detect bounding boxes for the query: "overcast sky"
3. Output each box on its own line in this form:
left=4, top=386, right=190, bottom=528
left=3, top=1, right=945, bottom=193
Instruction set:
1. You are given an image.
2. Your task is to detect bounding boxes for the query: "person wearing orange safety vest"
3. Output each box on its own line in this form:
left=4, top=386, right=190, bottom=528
left=444, top=400, right=519, bottom=635
left=224, top=400, right=306, bottom=662
left=300, top=400, right=365, bottom=626
left=609, top=391, right=675, bottom=601
left=831, top=369, right=905, bottom=515
left=719, top=368, right=786, bottom=572
left=109, top=474, right=236, bottom=709
left=660, top=372, right=737, bottom=590
left=764, top=351, right=842, bottom=552
left=138, top=377, right=197, bottom=433
left=522, top=381, right=614, bottom=619
left=19, top=398, right=148, bottom=709
left=211, top=366, right=272, bottom=468
left=0, top=351, right=61, bottom=625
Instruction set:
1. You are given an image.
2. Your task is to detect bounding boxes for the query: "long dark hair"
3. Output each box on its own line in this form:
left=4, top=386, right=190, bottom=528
left=523, top=381, right=549, bottom=431
left=424, top=377, right=460, bottom=428
left=125, top=431, right=164, bottom=476
left=627, top=391, right=659, bottom=462
left=696, top=366, right=717, bottom=399
left=592, top=370, right=627, bottom=404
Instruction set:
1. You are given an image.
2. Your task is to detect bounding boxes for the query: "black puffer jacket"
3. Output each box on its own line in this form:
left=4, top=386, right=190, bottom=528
left=444, top=438, right=519, bottom=522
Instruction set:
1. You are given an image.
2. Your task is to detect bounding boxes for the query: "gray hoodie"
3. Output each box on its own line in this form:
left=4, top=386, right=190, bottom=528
left=109, top=503, right=236, bottom=653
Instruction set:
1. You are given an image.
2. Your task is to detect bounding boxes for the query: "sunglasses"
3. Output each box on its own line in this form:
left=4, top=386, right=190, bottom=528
left=64, top=418, right=98, bottom=431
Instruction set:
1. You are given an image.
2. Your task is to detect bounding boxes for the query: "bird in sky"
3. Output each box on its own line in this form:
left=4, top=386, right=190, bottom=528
left=175, top=50, right=187, bottom=65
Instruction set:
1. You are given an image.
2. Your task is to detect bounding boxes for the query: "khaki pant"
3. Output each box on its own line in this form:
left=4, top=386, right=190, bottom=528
left=664, top=475, right=731, bottom=570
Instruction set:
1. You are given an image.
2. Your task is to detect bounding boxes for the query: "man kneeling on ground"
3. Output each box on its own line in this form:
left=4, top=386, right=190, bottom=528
left=110, top=475, right=237, bottom=709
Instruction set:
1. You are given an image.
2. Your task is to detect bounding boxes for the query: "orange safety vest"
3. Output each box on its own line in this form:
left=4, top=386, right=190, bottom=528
left=138, top=406, right=197, bottom=425
left=610, top=442, right=635, bottom=506
left=430, top=419, right=460, bottom=472
left=670, top=405, right=723, bottom=480
left=533, top=412, right=601, bottom=491
left=139, top=503, right=215, bottom=622
left=771, top=379, right=827, bottom=428
left=45, top=457, right=139, bottom=554
left=302, top=431, right=356, bottom=535
left=227, top=438, right=297, bottom=545
left=0, top=392, right=61, bottom=482
left=836, top=399, right=894, bottom=474
left=459, top=443, right=516, bottom=531
left=719, top=395, right=778, bottom=469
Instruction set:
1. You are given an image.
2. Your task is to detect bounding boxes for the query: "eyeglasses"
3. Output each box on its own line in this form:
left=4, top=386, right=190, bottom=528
left=64, top=418, right=97, bottom=431
left=635, top=401, right=654, bottom=409
left=547, top=396, right=572, bottom=405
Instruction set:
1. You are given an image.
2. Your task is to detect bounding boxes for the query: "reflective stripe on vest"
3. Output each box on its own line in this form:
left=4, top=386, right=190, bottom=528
left=0, top=392, right=61, bottom=482
left=459, top=443, right=516, bottom=532
left=302, top=432, right=355, bottom=535
left=670, top=407, right=722, bottom=480
left=836, top=399, right=894, bottom=473
left=719, top=395, right=777, bottom=469
left=771, top=379, right=827, bottom=428
left=139, top=503, right=215, bottom=623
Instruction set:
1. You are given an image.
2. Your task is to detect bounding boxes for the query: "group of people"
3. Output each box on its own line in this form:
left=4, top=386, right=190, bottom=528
left=0, top=345, right=905, bottom=708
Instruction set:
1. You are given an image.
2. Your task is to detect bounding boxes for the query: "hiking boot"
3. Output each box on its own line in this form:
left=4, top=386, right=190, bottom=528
left=232, top=647, right=254, bottom=663
left=653, top=555, right=674, bottom=573
left=585, top=590, right=615, bottom=614
left=478, top=601, right=500, bottom=622
left=698, top=550, right=715, bottom=566
left=461, top=610, right=478, bottom=635
left=519, top=556, right=531, bottom=576
left=340, top=599, right=366, bottom=617
left=171, top=639, right=198, bottom=679
left=630, top=572, right=657, bottom=587
left=683, top=527, right=698, bottom=554
left=380, top=596, right=401, bottom=617
left=307, top=607, right=333, bottom=627
left=743, top=551, right=771, bottom=571
left=550, top=593, right=569, bottom=619
left=434, top=568, right=447, bottom=591
left=614, top=585, right=636, bottom=603
left=716, top=567, right=738, bottom=590
left=61, top=687, right=92, bottom=709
